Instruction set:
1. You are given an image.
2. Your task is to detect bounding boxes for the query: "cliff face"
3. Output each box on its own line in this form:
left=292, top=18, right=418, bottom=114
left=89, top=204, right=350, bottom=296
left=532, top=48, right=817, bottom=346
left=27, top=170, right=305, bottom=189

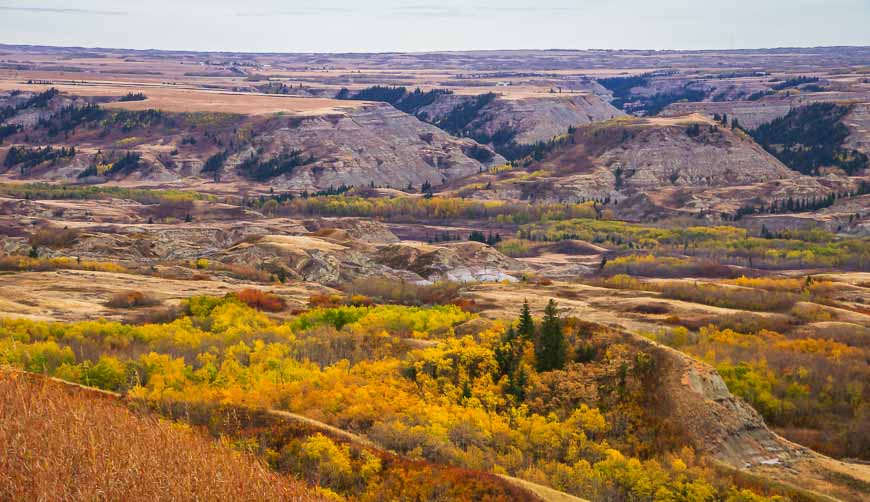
left=482, top=116, right=796, bottom=203
left=0, top=93, right=503, bottom=191
left=453, top=115, right=863, bottom=219
left=242, top=103, right=504, bottom=190
left=643, top=338, right=806, bottom=467
left=416, top=93, right=624, bottom=145
left=844, top=102, right=870, bottom=158
left=594, top=122, right=794, bottom=190
left=662, top=101, right=793, bottom=129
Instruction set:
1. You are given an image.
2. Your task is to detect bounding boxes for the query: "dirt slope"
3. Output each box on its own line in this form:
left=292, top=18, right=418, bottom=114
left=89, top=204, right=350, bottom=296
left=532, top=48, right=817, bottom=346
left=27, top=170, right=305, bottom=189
left=454, top=115, right=859, bottom=218
left=0, top=90, right=502, bottom=192
left=416, top=92, right=624, bottom=145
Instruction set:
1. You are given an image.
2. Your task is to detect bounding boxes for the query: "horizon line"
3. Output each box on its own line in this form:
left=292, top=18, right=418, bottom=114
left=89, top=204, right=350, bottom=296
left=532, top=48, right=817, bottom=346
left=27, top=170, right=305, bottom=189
left=1, top=42, right=869, bottom=57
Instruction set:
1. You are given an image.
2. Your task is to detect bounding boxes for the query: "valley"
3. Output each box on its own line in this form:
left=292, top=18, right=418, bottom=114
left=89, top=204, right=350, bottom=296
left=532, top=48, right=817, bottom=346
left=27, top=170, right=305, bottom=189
left=0, top=43, right=868, bottom=501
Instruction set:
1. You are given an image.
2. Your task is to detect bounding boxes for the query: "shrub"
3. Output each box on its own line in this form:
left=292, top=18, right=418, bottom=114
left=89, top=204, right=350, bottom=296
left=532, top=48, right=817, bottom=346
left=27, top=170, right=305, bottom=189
left=344, top=278, right=462, bottom=306
left=587, top=274, right=653, bottom=291
left=660, top=282, right=797, bottom=311
left=603, top=254, right=736, bottom=278
left=308, top=294, right=347, bottom=309
left=0, top=256, right=126, bottom=274
left=235, top=289, right=286, bottom=312
left=790, top=303, right=834, bottom=323
left=28, top=226, right=80, bottom=248
left=727, top=276, right=836, bottom=297
left=118, top=92, right=147, bottom=102
left=496, top=239, right=533, bottom=258
left=105, top=290, right=161, bottom=309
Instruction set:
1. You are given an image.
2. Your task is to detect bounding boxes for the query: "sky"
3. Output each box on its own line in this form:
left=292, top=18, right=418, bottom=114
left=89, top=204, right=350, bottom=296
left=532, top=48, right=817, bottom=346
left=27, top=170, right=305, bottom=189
left=0, top=0, right=868, bottom=53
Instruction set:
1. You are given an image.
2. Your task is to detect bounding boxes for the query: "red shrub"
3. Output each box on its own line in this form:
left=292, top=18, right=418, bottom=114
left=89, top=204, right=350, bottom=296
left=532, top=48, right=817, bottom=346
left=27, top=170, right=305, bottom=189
left=235, top=289, right=286, bottom=312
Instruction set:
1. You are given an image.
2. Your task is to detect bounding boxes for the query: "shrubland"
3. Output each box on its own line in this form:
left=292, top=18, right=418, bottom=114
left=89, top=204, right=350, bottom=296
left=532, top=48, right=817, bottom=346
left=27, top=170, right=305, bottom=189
left=273, top=194, right=597, bottom=224
left=105, top=290, right=162, bottom=309
left=646, top=322, right=869, bottom=460
left=523, top=219, right=869, bottom=270
left=341, top=278, right=462, bottom=306
left=0, top=255, right=127, bottom=274
left=0, top=182, right=213, bottom=204
left=0, top=295, right=810, bottom=501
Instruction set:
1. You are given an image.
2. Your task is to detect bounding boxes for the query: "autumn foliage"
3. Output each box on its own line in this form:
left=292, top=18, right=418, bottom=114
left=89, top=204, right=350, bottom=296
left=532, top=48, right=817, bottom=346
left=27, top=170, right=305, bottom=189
left=0, top=298, right=801, bottom=501
left=105, top=290, right=161, bottom=309
left=235, top=288, right=287, bottom=312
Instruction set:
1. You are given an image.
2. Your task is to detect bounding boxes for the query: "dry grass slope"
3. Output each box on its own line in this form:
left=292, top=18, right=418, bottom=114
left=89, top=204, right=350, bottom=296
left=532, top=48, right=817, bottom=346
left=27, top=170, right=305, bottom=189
left=0, top=370, right=324, bottom=502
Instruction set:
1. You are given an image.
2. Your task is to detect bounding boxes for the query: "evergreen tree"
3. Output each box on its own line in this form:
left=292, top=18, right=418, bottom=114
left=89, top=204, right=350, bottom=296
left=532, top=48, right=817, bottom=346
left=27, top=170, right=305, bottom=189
left=508, top=367, right=527, bottom=402
left=517, top=300, right=535, bottom=341
left=535, top=299, right=566, bottom=372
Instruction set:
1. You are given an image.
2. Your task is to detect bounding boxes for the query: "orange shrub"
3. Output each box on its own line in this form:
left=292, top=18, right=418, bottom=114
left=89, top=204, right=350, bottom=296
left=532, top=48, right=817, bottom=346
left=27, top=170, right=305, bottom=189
left=105, top=290, right=161, bottom=309
left=236, top=289, right=287, bottom=312
left=308, top=293, right=346, bottom=309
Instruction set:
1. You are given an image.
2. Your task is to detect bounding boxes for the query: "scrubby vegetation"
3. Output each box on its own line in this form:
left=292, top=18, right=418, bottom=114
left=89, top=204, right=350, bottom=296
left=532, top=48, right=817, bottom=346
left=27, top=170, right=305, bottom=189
left=335, top=85, right=453, bottom=116
left=659, top=282, right=798, bottom=312
left=597, top=74, right=651, bottom=107
left=597, top=76, right=705, bottom=115
left=239, top=150, right=316, bottom=181
left=0, top=182, right=213, bottom=204
left=750, top=103, right=869, bottom=175
left=118, top=92, right=147, bottom=102
left=105, top=290, right=162, bottom=309
left=520, top=218, right=870, bottom=270
left=648, top=323, right=869, bottom=460
left=602, top=254, right=736, bottom=278
left=342, top=278, right=462, bottom=306
left=0, top=255, right=127, bottom=274
left=0, top=297, right=801, bottom=501
left=274, top=194, right=598, bottom=224
left=436, top=93, right=497, bottom=136
left=234, top=288, right=287, bottom=312
left=771, top=76, right=819, bottom=91
left=0, top=123, right=22, bottom=143
left=77, top=151, right=142, bottom=178
left=4, top=145, right=76, bottom=171
left=28, top=226, right=80, bottom=248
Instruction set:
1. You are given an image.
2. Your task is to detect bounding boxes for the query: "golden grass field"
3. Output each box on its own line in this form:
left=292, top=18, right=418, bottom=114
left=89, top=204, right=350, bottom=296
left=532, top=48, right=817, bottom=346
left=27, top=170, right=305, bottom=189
left=0, top=78, right=364, bottom=115
left=0, top=370, right=324, bottom=501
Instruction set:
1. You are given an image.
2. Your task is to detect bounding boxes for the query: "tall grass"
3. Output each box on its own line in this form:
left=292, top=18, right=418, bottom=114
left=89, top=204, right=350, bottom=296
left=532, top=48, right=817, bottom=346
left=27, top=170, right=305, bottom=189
left=0, top=371, right=324, bottom=501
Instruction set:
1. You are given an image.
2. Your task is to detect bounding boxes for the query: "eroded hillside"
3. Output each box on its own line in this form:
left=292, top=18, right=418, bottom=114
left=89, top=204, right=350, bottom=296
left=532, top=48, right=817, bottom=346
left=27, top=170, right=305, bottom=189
left=0, top=88, right=502, bottom=191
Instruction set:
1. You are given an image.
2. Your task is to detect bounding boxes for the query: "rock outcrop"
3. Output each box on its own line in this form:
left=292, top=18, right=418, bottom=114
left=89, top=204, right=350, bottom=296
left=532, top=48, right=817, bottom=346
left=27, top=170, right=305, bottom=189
left=416, top=93, right=624, bottom=145
left=241, top=103, right=504, bottom=190
left=460, top=115, right=860, bottom=218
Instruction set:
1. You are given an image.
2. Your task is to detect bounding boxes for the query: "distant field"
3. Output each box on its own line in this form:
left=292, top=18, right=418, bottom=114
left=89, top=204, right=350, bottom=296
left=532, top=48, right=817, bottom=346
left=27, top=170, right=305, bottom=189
left=0, top=78, right=363, bottom=115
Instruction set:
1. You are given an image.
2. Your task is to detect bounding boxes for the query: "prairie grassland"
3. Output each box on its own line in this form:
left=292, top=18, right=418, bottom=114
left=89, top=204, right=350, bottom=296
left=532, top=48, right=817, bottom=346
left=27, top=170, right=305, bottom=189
left=0, top=370, right=324, bottom=501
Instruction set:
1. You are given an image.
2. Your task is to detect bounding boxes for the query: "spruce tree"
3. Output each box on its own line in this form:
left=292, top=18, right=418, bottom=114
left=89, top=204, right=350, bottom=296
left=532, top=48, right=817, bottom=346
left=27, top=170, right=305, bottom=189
left=517, top=300, right=535, bottom=341
left=535, top=299, right=566, bottom=372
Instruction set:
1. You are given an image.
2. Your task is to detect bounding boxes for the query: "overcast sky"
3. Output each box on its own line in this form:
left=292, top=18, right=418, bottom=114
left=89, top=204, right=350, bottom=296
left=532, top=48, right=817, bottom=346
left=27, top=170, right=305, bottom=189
left=1, top=0, right=868, bottom=53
